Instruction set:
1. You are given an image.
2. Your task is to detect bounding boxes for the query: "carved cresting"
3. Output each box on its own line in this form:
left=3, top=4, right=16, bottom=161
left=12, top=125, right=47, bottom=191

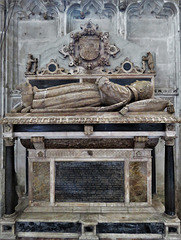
left=59, top=21, right=120, bottom=70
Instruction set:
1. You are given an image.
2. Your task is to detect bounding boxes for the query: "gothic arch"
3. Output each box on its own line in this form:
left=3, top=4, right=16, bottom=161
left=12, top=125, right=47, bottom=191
left=66, top=0, right=118, bottom=33
left=16, top=0, right=64, bottom=19
left=126, top=0, right=177, bottom=19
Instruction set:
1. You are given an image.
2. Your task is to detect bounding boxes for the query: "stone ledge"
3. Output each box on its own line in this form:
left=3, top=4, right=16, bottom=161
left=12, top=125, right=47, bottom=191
left=0, top=112, right=180, bottom=125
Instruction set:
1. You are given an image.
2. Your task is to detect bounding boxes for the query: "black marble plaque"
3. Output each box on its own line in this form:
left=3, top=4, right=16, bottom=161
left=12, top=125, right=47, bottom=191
left=55, top=161, right=124, bottom=202
left=96, top=222, right=165, bottom=234
left=16, top=222, right=81, bottom=233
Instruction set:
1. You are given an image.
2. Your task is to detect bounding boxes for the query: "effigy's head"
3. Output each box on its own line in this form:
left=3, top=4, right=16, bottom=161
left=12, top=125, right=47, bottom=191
left=16, top=82, right=33, bottom=107
left=130, top=80, right=153, bottom=100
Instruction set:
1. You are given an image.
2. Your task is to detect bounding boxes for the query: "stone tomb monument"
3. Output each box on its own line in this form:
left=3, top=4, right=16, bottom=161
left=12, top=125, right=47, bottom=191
left=0, top=21, right=180, bottom=240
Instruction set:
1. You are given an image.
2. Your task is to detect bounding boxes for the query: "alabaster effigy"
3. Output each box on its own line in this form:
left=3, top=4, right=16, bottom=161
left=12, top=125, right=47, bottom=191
left=12, top=76, right=174, bottom=115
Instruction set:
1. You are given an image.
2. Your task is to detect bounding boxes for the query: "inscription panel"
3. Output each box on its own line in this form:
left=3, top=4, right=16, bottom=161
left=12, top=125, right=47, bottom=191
left=55, top=161, right=124, bottom=202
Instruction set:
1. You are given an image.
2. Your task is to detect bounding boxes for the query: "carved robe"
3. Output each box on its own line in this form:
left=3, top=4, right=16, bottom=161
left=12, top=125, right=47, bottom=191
left=32, top=79, right=133, bottom=109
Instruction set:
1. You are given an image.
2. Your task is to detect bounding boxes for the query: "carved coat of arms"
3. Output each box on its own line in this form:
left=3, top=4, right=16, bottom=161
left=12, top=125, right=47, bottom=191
left=59, top=21, right=120, bottom=70
left=79, top=36, right=100, bottom=61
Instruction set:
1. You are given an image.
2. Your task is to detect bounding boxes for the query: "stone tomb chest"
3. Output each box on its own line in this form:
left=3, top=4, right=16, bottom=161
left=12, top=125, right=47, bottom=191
left=1, top=21, right=180, bottom=240
left=29, top=149, right=151, bottom=206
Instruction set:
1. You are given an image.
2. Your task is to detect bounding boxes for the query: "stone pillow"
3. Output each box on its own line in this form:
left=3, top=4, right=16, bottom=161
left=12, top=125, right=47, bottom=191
left=124, top=98, right=169, bottom=112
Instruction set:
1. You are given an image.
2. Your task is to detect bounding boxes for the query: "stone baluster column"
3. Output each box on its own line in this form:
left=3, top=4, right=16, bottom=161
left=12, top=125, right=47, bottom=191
left=164, top=136, right=176, bottom=216
left=4, top=137, right=18, bottom=215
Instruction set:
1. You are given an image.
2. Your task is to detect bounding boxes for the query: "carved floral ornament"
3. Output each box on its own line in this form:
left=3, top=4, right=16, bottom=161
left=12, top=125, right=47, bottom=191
left=59, top=21, right=120, bottom=70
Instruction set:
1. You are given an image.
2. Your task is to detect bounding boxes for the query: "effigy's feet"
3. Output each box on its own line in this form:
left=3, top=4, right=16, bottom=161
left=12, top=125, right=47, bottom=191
left=119, top=106, right=128, bottom=115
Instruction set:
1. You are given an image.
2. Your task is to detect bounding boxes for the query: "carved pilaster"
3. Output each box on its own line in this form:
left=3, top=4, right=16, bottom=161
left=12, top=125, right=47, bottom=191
left=134, top=136, right=148, bottom=148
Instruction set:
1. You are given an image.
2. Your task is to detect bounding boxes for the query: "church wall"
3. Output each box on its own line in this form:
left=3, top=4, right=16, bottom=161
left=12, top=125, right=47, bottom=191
left=126, top=1, right=180, bottom=210
left=127, top=18, right=175, bottom=89
left=18, top=19, right=59, bottom=84
left=0, top=0, right=5, bottom=218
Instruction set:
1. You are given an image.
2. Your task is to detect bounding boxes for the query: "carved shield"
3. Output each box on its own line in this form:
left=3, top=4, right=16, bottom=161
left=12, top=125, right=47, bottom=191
left=79, top=37, right=100, bottom=61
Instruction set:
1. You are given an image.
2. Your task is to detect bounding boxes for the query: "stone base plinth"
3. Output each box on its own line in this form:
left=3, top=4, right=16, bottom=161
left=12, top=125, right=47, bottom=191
left=79, top=234, right=99, bottom=240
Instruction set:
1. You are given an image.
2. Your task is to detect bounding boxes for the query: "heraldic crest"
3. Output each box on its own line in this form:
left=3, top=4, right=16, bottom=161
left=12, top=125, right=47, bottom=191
left=59, top=21, right=120, bottom=70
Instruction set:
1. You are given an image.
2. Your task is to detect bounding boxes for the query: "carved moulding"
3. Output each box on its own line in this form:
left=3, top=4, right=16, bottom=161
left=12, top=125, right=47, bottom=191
left=155, top=88, right=179, bottom=96
left=127, top=0, right=177, bottom=19
left=0, top=112, right=180, bottom=125
left=16, top=0, right=64, bottom=20
left=59, top=21, right=120, bottom=70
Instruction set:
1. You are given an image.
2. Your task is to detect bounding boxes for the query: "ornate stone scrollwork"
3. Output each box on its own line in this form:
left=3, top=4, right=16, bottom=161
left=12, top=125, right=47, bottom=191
left=38, top=59, right=69, bottom=75
left=3, top=124, right=13, bottom=133
left=113, top=58, right=145, bottom=74
left=166, top=124, right=176, bottom=132
left=164, top=136, right=176, bottom=146
left=59, top=21, right=120, bottom=70
left=4, top=137, right=14, bottom=147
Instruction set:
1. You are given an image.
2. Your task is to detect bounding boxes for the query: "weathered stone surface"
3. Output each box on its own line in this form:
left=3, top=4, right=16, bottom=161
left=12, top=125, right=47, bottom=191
left=21, top=138, right=159, bottom=149
left=32, top=162, right=50, bottom=202
left=129, top=162, right=147, bottom=202
left=18, top=238, right=78, bottom=240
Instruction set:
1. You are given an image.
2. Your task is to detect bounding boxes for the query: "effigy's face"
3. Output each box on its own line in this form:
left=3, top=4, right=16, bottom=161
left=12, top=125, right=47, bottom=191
left=131, top=80, right=145, bottom=92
